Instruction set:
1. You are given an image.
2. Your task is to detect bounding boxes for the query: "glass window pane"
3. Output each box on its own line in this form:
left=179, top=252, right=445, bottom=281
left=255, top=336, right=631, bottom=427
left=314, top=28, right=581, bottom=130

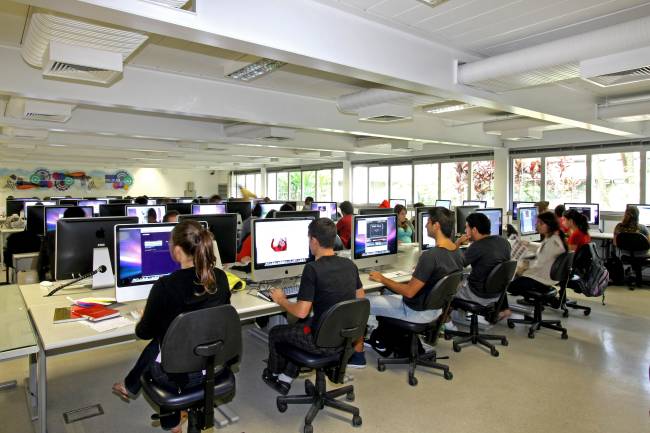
left=289, top=171, right=302, bottom=201
left=237, top=175, right=246, bottom=197
left=277, top=172, right=288, bottom=200
left=332, top=168, right=344, bottom=203
left=512, top=158, right=541, bottom=202
left=267, top=173, right=276, bottom=200
left=302, top=171, right=316, bottom=200
left=369, top=166, right=389, bottom=204
left=316, top=169, right=332, bottom=201
left=545, top=155, right=587, bottom=207
left=390, top=165, right=412, bottom=204
left=414, top=164, right=438, bottom=204
left=471, top=160, right=495, bottom=206
left=592, top=152, right=640, bottom=211
left=352, top=166, right=368, bottom=204
left=440, top=162, right=469, bottom=206
left=245, top=174, right=255, bottom=195
left=230, top=173, right=237, bottom=198
left=255, top=174, right=261, bottom=198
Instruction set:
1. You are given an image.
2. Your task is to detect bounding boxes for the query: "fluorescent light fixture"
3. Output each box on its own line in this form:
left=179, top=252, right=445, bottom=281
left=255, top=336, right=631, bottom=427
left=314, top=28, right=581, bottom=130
left=424, top=102, right=474, bottom=114
left=227, top=58, right=286, bottom=81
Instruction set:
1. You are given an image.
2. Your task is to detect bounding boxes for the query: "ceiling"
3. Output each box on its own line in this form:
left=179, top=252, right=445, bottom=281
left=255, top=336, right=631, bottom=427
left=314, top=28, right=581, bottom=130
left=0, top=0, right=649, bottom=171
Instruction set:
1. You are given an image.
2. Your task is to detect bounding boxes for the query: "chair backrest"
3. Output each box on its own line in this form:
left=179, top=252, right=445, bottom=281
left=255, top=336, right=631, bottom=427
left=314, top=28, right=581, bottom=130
left=333, top=234, right=344, bottom=251
left=423, top=271, right=463, bottom=311
left=314, top=298, right=370, bottom=349
left=484, top=260, right=518, bottom=296
left=616, top=232, right=650, bottom=253
left=161, top=304, right=242, bottom=374
left=550, top=252, right=574, bottom=284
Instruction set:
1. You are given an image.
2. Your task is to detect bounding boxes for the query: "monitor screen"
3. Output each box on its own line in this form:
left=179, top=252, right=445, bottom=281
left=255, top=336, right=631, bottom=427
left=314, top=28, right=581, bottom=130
left=358, top=208, right=395, bottom=215
left=435, top=200, right=451, bottom=209
left=109, top=199, right=133, bottom=204
left=456, top=206, right=479, bottom=235
left=389, top=199, right=406, bottom=208
left=418, top=212, right=436, bottom=250
left=99, top=204, right=127, bottom=217
left=564, top=203, right=600, bottom=225
left=353, top=214, right=398, bottom=260
left=260, top=203, right=284, bottom=218
left=26, top=206, right=46, bottom=236
left=178, top=198, right=194, bottom=203
left=6, top=199, right=38, bottom=216
left=311, top=202, right=337, bottom=220
left=166, top=202, right=192, bottom=215
left=519, top=207, right=538, bottom=236
left=477, top=208, right=503, bottom=237
left=178, top=213, right=238, bottom=264
left=512, top=201, right=536, bottom=221
left=115, top=223, right=180, bottom=302
left=125, top=205, right=167, bottom=223
left=629, top=204, right=650, bottom=226
left=191, top=204, right=226, bottom=215
left=146, top=199, right=157, bottom=205
left=44, top=206, right=93, bottom=232
left=57, top=199, right=80, bottom=206
left=275, top=210, right=320, bottom=220
left=252, top=218, right=313, bottom=270
left=24, top=200, right=56, bottom=219
left=463, top=200, right=487, bottom=209
left=226, top=201, right=253, bottom=221
left=78, top=199, right=108, bottom=215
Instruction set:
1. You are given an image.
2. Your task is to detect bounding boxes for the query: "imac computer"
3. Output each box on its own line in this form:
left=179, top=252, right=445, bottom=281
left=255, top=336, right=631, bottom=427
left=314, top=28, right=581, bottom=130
left=628, top=204, right=650, bottom=226
left=259, top=202, right=284, bottom=218
left=26, top=206, right=46, bottom=236
left=78, top=199, right=108, bottom=216
left=358, top=208, right=395, bottom=216
left=58, top=199, right=80, bottom=206
left=166, top=202, right=192, bottom=215
left=352, top=214, right=398, bottom=270
left=115, top=223, right=180, bottom=302
left=564, top=203, right=600, bottom=225
left=24, top=200, right=56, bottom=220
left=226, top=201, right=253, bottom=221
left=146, top=199, right=157, bottom=205
left=109, top=199, right=133, bottom=204
left=191, top=204, right=226, bottom=215
left=55, top=216, right=138, bottom=284
left=417, top=211, right=436, bottom=251
left=99, top=204, right=127, bottom=217
left=178, top=213, right=238, bottom=264
left=435, top=200, right=451, bottom=209
left=125, top=205, right=167, bottom=223
left=251, top=217, right=314, bottom=281
left=6, top=199, right=38, bottom=216
left=518, top=207, right=538, bottom=236
left=455, top=206, right=479, bottom=235
left=512, top=201, right=536, bottom=221
left=44, top=206, right=93, bottom=233
left=463, top=200, right=487, bottom=209
left=177, top=198, right=194, bottom=204
left=311, top=202, right=338, bottom=220
left=477, top=208, right=503, bottom=237
left=276, top=210, right=320, bottom=220
left=389, top=199, right=406, bottom=208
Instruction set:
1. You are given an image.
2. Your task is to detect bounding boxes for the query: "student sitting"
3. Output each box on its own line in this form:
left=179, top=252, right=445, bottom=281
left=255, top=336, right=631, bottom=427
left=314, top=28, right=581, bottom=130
left=163, top=210, right=179, bottom=223
left=209, top=194, right=222, bottom=203
left=336, top=200, right=354, bottom=249
left=280, top=202, right=295, bottom=211
left=613, top=205, right=649, bottom=247
left=302, top=196, right=314, bottom=211
left=146, top=208, right=158, bottom=224
left=564, top=209, right=591, bottom=252
left=454, top=213, right=511, bottom=306
left=112, top=221, right=231, bottom=433
left=395, top=204, right=414, bottom=243
left=263, top=218, right=366, bottom=394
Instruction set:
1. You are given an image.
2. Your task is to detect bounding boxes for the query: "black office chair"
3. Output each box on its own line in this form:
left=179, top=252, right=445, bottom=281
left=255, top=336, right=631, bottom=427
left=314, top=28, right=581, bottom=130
left=616, top=232, right=650, bottom=290
left=376, top=272, right=462, bottom=386
left=333, top=234, right=344, bottom=251
left=508, top=252, right=573, bottom=339
left=445, top=260, right=517, bottom=357
left=140, top=305, right=241, bottom=433
left=274, top=298, right=369, bottom=433
left=562, top=243, right=597, bottom=316
left=3, top=230, right=42, bottom=284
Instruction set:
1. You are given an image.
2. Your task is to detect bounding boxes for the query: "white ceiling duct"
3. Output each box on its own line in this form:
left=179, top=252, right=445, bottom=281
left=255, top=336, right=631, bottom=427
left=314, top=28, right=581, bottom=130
left=597, top=98, right=650, bottom=123
left=501, top=129, right=543, bottom=141
left=581, top=46, right=650, bottom=87
left=337, top=89, right=414, bottom=122
left=5, top=97, right=75, bottom=122
left=1, top=127, right=49, bottom=140
left=21, top=10, right=148, bottom=85
left=482, top=118, right=554, bottom=135
left=225, top=124, right=295, bottom=141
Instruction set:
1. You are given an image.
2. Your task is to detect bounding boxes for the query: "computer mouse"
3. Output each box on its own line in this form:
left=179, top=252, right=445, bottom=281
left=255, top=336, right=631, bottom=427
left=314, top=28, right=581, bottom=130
left=40, top=281, right=53, bottom=287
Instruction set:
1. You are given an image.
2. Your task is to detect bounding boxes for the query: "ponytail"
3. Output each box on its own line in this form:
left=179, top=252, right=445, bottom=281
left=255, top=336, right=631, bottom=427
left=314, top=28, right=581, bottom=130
left=171, top=220, right=217, bottom=294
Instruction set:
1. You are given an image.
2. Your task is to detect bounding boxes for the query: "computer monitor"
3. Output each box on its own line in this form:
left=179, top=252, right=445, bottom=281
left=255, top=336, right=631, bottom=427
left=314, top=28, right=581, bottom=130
left=125, top=205, right=167, bottom=224
left=24, top=200, right=56, bottom=220
left=178, top=213, right=238, bottom=264
left=78, top=199, right=108, bottom=216
left=477, top=208, right=503, bottom=237
left=26, top=206, right=46, bottom=236
left=512, top=201, right=536, bottom=221
left=166, top=202, right=192, bottom=215
left=226, top=201, right=252, bottom=221
left=99, top=204, right=127, bottom=217
left=55, top=216, right=138, bottom=281
left=564, top=203, right=600, bottom=225
left=177, top=198, right=194, bottom=204
left=352, top=214, right=398, bottom=270
left=259, top=202, right=285, bottom=218
left=417, top=211, right=436, bottom=251
left=115, top=223, right=180, bottom=302
left=463, top=200, right=487, bottom=209
left=311, top=202, right=338, bottom=220
left=58, top=199, right=80, bottom=206
left=109, top=199, right=133, bottom=204
left=275, top=210, right=320, bottom=220
left=389, top=199, right=406, bottom=208
left=435, top=200, right=451, bottom=209
left=44, top=206, right=93, bottom=233
left=358, top=208, right=395, bottom=215
left=145, top=199, right=157, bottom=205
left=191, top=204, right=226, bottom=215
left=6, top=199, right=38, bottom=216
left=251, top=217, right=314, bottom=281
left=628, top=204, right=650, bottom=226
left=455, top=206, right=479, bottom=235
left=518, top=206, right=538, bottom=236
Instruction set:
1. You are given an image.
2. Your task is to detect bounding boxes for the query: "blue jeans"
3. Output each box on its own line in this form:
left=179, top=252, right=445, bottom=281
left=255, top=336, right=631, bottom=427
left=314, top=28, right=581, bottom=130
left=368, top=294, right=439, bottom=324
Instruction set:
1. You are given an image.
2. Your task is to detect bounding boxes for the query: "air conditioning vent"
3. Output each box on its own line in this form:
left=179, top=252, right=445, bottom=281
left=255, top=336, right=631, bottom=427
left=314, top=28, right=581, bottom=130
left=358, top=103, right=413, bottom=123
left=363, top=115, right=408, bottom=122
left=584, top=66, right=650, bottom=87
left=581, top=46, right=650, bottom=88
left=2, top=127, right=49, bottom=140
left=225, top=125, right=295, bottom=141
left=6, top=97, right=75, bottom=123
left=145, top=0, right=190, bottom=7
left=258, top=136, right=292, bottom=141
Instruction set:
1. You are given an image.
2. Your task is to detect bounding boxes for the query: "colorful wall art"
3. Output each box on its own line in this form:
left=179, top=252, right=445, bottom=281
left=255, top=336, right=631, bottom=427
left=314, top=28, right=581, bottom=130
left=0, top=168, right=134, bottom=191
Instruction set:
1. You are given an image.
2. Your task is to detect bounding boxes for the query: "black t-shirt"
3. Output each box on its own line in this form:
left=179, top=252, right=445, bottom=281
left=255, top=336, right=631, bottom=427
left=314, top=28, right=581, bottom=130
left=136, top=267, right=231, bottom=342
left=297, top=255, right=362, bottom=327
left=462, top=236, right=512, bottom=298
left=407, top=246, right=464, bottom=311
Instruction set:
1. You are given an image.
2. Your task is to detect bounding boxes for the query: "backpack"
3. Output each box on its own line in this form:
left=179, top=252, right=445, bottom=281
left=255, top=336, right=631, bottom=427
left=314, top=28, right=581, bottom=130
left=604, top=255, right=625, bottom=285
left=571, top=243, right=609, bottom=299
left=367, top=322, right=424, bottom=358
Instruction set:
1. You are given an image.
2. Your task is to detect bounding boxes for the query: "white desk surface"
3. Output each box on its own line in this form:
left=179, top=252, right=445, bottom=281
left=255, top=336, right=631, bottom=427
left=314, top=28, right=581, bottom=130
left=0, top=284, right=38, bottom=360
left=589, top=231, right=614, bottom=240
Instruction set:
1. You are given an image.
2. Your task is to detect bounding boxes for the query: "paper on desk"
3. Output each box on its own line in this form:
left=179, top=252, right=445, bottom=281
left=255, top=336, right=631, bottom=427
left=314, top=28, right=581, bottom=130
left=81, top=316, right=134, bottom=333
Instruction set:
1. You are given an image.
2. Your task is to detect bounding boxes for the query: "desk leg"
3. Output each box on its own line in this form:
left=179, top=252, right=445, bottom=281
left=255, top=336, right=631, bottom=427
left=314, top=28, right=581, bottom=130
left=24, top=353, right=39, bottom=421
left=37, top=347, right=47, bottom=433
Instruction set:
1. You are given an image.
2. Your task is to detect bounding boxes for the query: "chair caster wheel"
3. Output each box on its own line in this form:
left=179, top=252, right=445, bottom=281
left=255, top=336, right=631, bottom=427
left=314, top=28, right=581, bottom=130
left=305, top=380, right=315, bottom=396
left=507, top=320, right=515, bottom=329
left=562, top=310, right=569, bottom=318
left=501, top=338, right=509, bottom=346
left=304, top=424, right=313, bottom=433
left=377, top=363, right=386, bottom=372
left=527, top=330, right=535, bottom=339
left=352, top=415, right=362, bottom=427
left=453, top=344, right=461, bottom=353
left=444, top=371, right=453, bottom=380
left=561, top=332, right=568, bottom=340
left=408, top=376, right=418, bottom=386
left=346, top=391, right=355, bottom=402
left=490, top=348, right=499, bottom=357
left=583, top=310, right=591, bottom=316
left=277, top=401, right=288, bottom=413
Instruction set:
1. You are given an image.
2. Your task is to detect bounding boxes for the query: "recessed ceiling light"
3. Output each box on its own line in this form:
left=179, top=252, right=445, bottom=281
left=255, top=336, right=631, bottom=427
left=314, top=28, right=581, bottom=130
left=227, top=58, right=286, bottom=81
left=424, top=103, right=475, bottom=114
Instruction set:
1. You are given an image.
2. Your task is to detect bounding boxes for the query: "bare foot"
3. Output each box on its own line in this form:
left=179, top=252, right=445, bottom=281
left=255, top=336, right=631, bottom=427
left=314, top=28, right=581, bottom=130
left=111, top=382, right=130, bottom=402
left=497, top=309, right=512, bottom=322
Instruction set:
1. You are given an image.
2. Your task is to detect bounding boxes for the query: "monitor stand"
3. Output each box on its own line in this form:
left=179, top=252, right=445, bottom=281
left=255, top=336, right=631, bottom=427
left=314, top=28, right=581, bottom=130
left=213, top=240, right=223, bottom=270
left=92, top=246, right=114, bottom=289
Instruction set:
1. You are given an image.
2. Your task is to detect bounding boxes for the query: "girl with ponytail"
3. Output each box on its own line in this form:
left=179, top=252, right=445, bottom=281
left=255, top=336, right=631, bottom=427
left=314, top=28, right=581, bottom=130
left=113, top=220, right=231, bottom=433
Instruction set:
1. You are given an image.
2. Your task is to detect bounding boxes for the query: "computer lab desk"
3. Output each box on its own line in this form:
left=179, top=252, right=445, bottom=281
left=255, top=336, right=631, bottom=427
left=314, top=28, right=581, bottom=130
left=20, top=246, right=419, bottom=433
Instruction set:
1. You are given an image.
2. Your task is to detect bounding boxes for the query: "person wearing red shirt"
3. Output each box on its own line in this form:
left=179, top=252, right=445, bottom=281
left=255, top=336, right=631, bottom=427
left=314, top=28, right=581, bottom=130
left=564, top=209, right=591, bottom=252
left=336, top=201, right=354, bottom=249
left=554, top=204, right=569, bottom=233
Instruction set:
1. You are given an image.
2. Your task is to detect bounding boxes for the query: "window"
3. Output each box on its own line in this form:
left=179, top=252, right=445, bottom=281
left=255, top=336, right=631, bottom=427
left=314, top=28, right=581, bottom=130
left=440, top=161, right=469, bottom=205
left=471, top=160, right=495, bottom=206
left=545, top=155, right=587, bottom=207
left=592, top=152, right=640, bottom=211
left=316, top=169, right=332, bottom=201
left=332, top=168, right=344, bottom=203
left=352, top=166, right=368, bottom=204
left=390, top=165, right=412, bottom=204
left=289, top=171, right=302, bottom=201
left=254, top=174, right=261, bottom=197
left=230, top=173, right=237, bottom=198
left=267, top=173, right=276, bottom=200
left=512, top=157, right=541, bottom=202
left=236, top=174, right=246, bottom=197
left=414, top=163, right=438, bottom=205
left=368, top=166, right=389, bottom=204
left=302, top=171, right=316, bottom=200
left=276, top=172, right=289, bottom=200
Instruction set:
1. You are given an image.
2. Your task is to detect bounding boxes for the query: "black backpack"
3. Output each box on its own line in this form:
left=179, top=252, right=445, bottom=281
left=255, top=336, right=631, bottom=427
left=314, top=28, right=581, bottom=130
left=367, top=322, right=424, bottom=358
left=570, top=243, right=609, bottom=302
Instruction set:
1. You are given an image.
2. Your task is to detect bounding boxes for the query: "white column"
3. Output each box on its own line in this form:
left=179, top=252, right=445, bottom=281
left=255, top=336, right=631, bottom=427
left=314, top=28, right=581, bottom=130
left=493, top=147, right=509, bottom=212
left=342, top=160, right=352, bottom=201
left=260, top=166, right=267, bottom=198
